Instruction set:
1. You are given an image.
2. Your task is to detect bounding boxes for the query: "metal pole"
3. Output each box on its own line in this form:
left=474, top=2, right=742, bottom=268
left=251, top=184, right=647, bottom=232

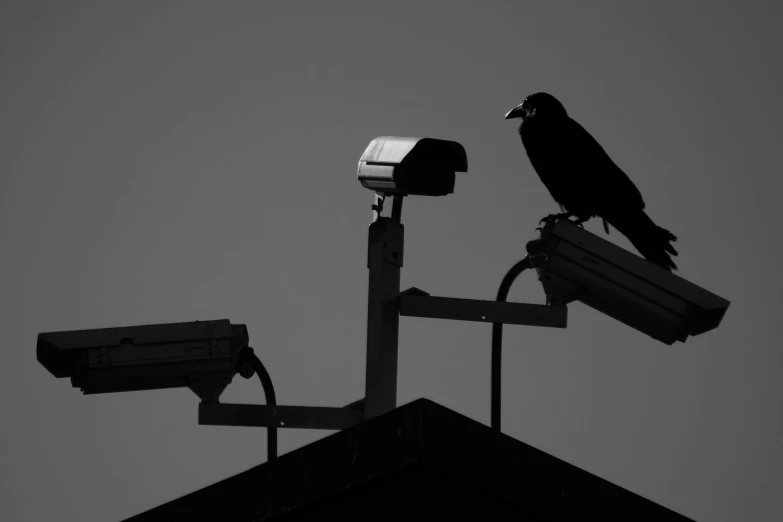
left=491, top=256, right=533, bottom=433
left=364, top=197, right=404, bottom=419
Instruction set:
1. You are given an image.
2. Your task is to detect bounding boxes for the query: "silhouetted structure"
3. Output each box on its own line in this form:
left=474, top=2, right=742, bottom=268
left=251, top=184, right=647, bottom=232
left=126, top=399, right=694, bottom=521
left=506, top=92, right=678, bottom=271
left=37, top=136, right=726, bottom=522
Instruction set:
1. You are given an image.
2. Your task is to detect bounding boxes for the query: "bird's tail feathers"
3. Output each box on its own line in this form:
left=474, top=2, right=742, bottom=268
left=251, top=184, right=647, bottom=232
left=605, top=209, right=678, bottom=271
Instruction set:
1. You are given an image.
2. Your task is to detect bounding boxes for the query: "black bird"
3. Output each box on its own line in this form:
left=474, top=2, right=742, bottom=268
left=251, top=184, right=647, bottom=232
left=505, top=92, right=678, bottom=271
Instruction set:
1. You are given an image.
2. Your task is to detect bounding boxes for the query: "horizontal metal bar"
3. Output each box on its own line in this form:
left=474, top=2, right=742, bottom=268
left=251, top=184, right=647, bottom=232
left=198, top=403, right=364, bottom=430
left=343, top=398, right=365, bottom=412
left=399, top=294, right=567, bottom=328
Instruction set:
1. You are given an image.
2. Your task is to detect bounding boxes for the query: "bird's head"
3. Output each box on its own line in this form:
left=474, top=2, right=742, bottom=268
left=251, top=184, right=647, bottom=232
left=505, top=92, right=567, bottom=122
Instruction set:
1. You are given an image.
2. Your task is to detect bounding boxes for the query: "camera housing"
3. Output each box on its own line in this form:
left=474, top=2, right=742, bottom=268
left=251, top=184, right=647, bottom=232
left=527, top=219, right=730, bottom=345
left=357, top=136, right=467, bottom=196
left=37, top=319, right=249, bottom=401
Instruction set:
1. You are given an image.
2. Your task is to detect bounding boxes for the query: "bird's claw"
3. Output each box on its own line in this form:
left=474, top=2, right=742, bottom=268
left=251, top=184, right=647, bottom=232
left=538, top=212, right=591, bottom=232
left=538, top=212, right=572, bottom=225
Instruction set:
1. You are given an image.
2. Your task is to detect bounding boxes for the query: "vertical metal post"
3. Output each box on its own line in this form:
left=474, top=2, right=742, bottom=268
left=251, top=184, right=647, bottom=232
left=364, top=200, right=404, bottom=420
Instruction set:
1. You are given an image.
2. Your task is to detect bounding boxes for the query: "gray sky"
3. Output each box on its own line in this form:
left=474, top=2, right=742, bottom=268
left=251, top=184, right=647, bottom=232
left=2, top=2, right=782, bottom=521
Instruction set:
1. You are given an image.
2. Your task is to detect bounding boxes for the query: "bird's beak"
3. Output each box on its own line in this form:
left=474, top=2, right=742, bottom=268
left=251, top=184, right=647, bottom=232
left=504, top=105, right=525, bottom=119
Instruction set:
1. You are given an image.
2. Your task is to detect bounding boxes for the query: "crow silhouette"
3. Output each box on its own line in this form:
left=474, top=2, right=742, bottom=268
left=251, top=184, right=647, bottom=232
left=505, top=92, right=678, bottom=271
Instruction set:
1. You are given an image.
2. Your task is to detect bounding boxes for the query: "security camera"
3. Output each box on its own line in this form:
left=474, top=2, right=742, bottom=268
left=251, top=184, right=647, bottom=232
left=357, top=136, right=468, bottom=196
left=37, top=319, right=250, bottom=402
left=526, top=219, right=730, bottom=345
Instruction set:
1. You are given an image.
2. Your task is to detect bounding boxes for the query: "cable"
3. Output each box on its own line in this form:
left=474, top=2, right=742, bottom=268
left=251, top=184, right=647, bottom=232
left=491, top=256, right=533, bottom=433
left=241, top=347, right=278, bottom=461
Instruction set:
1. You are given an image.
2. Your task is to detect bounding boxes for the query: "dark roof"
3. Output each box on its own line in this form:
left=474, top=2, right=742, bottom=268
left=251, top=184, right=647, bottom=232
left=126, top=398, right=694, bottom=521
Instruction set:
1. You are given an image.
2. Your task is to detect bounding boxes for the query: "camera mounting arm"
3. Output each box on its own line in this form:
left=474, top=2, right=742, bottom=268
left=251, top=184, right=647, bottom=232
left=371, top=192, right=404, bottom=223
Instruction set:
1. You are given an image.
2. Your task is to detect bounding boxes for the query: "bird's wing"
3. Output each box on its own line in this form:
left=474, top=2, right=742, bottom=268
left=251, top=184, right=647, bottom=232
left=560, top=117, right=646, bottom=211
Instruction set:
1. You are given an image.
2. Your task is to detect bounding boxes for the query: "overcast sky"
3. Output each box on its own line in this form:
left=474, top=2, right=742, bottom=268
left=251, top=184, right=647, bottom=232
left=2, top=2, right=782, bottom=521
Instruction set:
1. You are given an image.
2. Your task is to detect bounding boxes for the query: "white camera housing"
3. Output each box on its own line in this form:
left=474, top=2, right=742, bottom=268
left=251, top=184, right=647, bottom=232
left=357, top=136, right=467, bottom=196
left=37, top=319, right=249, bottom=401
left=527, top=219, right=730, bottom=344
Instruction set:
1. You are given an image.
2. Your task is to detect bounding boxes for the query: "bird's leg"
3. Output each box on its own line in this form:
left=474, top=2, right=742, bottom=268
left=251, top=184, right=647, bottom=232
left=571, top=215, right=610, bottom=233
left=536, top=212, right=574, bottom=232
left=571, top=215, right=589, bottom=229
left=538, top=212, right=574, bottom=226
